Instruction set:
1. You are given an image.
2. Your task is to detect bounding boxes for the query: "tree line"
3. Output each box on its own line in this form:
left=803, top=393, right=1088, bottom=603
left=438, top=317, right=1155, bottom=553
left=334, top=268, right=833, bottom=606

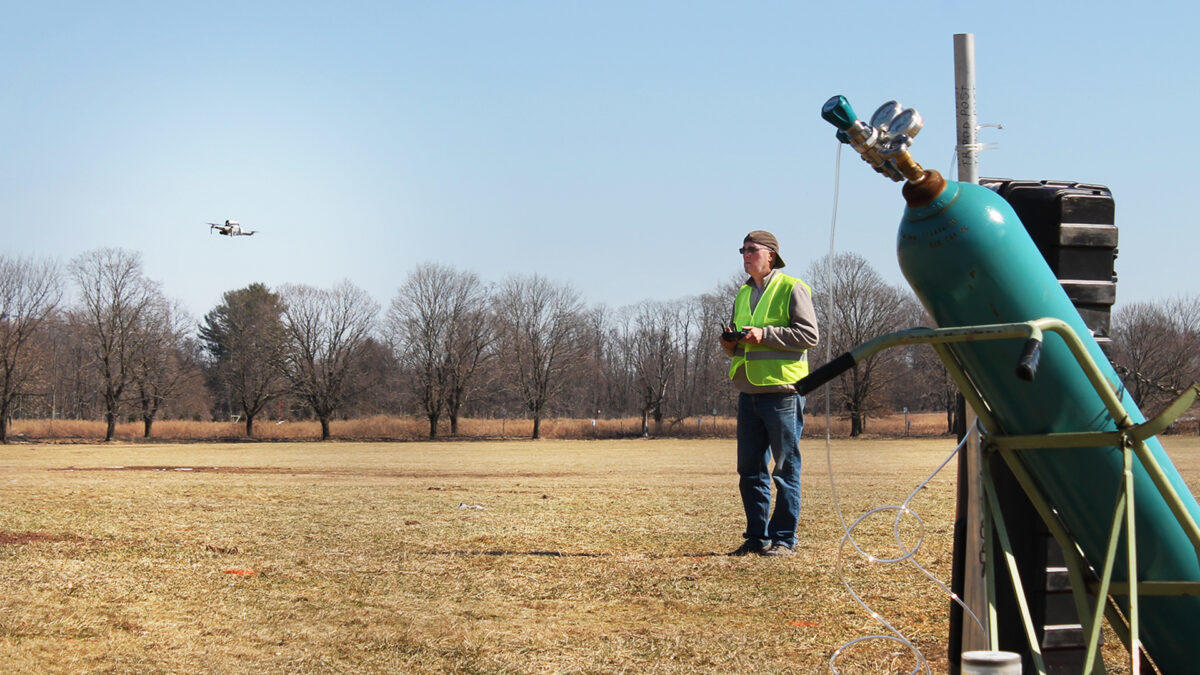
left=1, top=247, right=1197, bottom=443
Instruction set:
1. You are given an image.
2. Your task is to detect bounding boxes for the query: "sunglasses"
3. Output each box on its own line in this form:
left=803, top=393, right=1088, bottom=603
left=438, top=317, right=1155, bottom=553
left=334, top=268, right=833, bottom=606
left=739, top=246, right=769, bottom=255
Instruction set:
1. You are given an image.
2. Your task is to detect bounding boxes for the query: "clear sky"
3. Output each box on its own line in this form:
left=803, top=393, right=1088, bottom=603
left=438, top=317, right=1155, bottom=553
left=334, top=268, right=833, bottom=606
left=3, top=1, right=1195, bottom=321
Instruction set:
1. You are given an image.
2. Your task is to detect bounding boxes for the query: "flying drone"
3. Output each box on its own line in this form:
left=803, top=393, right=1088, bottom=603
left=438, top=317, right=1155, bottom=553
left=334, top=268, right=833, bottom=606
left=208, top=220, right=256, bottom=237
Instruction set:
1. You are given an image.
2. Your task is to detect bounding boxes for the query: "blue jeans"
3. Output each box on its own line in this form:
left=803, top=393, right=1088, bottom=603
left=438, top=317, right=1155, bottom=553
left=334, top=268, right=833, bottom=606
left=736, top=392, right=805, bottom=548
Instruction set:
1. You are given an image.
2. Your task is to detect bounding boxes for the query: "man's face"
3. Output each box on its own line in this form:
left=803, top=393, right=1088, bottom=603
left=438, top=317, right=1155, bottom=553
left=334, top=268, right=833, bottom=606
left=741, top=242, right=774, bottom=277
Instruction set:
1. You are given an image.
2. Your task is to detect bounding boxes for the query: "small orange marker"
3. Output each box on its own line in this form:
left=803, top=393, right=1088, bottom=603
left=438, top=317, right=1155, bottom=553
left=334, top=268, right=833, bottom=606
left=224, top=568, right=257, bottom=575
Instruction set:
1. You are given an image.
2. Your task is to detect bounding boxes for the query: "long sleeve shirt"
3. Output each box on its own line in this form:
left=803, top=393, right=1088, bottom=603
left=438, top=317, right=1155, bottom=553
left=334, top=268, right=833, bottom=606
left=726, top=268, right=820, bottom=394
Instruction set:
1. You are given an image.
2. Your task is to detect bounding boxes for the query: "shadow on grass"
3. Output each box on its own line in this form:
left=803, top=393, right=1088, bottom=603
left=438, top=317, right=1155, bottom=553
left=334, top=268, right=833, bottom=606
left=50, top=465, right=588, bottom=479
left=444, top=550, right=608, bottom=558
left=429, top=550, right=727, bottom=558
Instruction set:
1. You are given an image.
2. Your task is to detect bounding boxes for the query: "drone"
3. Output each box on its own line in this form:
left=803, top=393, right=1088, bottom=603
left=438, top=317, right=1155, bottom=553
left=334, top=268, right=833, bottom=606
left=208, top=220, right=256, bottom=237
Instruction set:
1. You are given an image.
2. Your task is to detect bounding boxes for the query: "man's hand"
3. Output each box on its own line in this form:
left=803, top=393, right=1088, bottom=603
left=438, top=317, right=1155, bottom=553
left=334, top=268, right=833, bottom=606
left=742, top=326, right=765, bottom=344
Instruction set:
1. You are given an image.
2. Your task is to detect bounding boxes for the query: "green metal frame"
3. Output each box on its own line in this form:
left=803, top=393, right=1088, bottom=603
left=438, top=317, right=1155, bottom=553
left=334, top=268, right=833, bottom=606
left=839, top=317, right=1200, bottom=674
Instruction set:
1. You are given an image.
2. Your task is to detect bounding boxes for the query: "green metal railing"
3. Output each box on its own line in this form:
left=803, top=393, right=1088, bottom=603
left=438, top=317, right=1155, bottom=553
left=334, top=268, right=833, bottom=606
left=797, top=318, right=1200, bottom=674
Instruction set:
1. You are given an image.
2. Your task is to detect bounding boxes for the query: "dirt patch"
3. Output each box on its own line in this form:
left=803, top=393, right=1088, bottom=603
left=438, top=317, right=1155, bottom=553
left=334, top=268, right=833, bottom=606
left=0, top=531, right=86, bottom=545
left=50, top=465, right=585, bottom=479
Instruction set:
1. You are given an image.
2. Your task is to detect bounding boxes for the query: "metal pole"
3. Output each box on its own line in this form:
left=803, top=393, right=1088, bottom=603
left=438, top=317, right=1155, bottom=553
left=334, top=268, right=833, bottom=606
left=955, top=33, right=979, bottom=183
left=953, top=31, right=990, bottom=658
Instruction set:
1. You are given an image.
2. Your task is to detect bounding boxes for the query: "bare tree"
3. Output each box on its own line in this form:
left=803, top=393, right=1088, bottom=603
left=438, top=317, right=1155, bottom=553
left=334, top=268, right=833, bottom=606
left=199, top=283, right=289, bottom=436
left=281, top=281, right=379, bottom=440
left=666, top=290, right=735, bottom=425
left=339, top=336, right=400, bottom=417
left=1110, top=300, right=1195, bottom=411
left=1166, top=294, right=1200, bottom=393
left=388, top=267, right=449, bottom=438
left=885, top=302, right=959, bottom=434
left=586, top=305, right=636, bottom=419
left=580, top=285, right=737, bottom=428
left=0, top=256, right=63, bottom=442
left=695, top=275, right=754, bottom=420
left=1170, top=294, right=1200, bottom=337
left=623, top=302, right=678, bottom=435
left=560, top=305, right=610, bottom=419
left=130, top=296, right=199, bottom=437
left=69, top=248, right=157, bottom=441
left=808, top=252, right=913, bottom=436
left=442, top=276, right=494, bottom=434
left=666, top=299, right=700, bottom=423
left=387, top=264, right=494, bottom=438
left=493, top=274, right=584, bottom=439
left=39, top=311, right=102, bottom=421
left=164, top=337, right=212, bottom=421
left=691, top=288, right=739, bottom=419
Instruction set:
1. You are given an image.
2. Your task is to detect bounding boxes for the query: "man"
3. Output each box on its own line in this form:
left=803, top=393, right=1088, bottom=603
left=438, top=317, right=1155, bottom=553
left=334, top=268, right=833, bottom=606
left=720, top=230, right=819, bottom=556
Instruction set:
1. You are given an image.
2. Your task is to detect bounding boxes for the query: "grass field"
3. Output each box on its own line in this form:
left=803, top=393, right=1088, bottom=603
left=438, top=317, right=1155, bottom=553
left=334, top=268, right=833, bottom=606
left=2, top=437, right=1198, bottom=672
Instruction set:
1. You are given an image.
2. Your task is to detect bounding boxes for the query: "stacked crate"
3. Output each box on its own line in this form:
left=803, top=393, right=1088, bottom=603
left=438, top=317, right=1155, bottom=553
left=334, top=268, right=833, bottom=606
left=981, top=179, right=1118, bottom=349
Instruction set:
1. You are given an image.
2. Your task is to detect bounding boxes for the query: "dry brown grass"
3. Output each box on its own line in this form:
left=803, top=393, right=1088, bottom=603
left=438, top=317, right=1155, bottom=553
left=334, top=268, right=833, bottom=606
left=4, top=436, right=1195, bottom=671
left=9, top=411, right=954, bottom=443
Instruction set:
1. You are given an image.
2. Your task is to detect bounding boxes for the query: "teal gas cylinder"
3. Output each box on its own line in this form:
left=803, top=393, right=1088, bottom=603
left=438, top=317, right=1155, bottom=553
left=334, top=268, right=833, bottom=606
left=899, top=175, right=1200, bottom=667
left=819, top=93, right=1200, bottom=667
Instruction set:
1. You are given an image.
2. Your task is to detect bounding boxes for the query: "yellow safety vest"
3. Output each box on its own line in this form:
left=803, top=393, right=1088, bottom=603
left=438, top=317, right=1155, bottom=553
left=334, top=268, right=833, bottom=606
left=728, top=272, right=811, bottom=386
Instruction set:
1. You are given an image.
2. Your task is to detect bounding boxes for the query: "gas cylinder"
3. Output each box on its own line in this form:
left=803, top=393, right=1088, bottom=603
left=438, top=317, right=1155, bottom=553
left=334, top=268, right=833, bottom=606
left=821, top=94, right=1200, bottom=669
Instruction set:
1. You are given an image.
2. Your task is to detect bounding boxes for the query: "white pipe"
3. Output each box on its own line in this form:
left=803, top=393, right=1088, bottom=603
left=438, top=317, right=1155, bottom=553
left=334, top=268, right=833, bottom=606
left=961, top=650, right=1021, bottom=674
left=955, top=34, right=979, bottom=184
left=953, top=31, right=990, bottom=656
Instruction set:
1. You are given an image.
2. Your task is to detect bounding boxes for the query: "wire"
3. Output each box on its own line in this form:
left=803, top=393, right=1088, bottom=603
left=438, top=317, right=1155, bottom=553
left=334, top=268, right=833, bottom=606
left=822, top=139, right=985, bottom=674
left=824, top=139, right=840, bottom=502
left=828, top=431, right=986, bottom=674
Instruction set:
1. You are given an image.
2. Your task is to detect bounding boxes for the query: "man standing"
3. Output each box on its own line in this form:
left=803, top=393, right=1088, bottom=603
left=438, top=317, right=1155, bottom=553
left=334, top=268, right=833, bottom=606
left=721, top=230, right=819, bottom=556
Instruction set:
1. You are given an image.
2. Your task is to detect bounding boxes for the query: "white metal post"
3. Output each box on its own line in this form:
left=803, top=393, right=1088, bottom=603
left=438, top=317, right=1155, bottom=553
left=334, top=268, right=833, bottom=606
left=955, top=34, right=979, bottom=184
left=954, top=31, right=990, bottom=655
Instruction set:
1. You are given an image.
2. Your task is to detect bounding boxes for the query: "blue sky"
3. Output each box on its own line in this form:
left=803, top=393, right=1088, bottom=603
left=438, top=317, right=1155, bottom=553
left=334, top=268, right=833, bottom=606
left=3, top=1, right=1195, bottom=321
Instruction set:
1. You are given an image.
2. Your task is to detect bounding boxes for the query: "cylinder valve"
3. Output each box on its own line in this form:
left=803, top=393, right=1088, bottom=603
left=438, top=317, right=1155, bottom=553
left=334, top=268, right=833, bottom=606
left=822, top=95, right=927, bottom=183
